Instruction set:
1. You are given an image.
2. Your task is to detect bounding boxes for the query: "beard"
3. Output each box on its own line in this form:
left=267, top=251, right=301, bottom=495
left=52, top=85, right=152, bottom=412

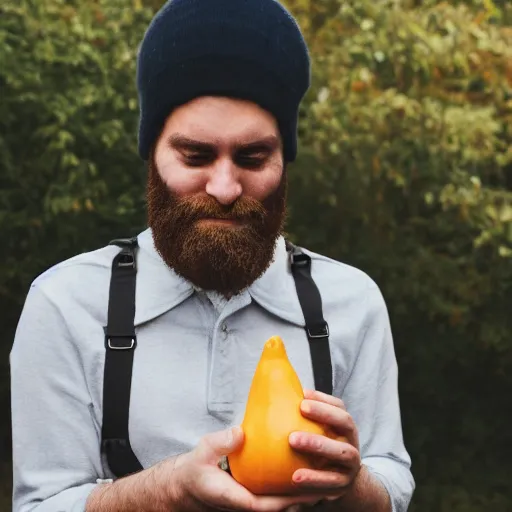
left=146, top=153, right=288, bottom=298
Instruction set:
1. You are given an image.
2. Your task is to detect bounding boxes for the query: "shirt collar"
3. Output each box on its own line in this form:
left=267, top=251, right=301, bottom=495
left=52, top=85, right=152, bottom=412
left=134, top=228, right=305, bottom=327
left=248, top=236, right=305, bottom=326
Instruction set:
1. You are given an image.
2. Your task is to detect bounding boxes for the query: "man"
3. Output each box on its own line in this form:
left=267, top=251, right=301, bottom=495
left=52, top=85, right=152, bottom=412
left=10, top=0, right=415, bottom=510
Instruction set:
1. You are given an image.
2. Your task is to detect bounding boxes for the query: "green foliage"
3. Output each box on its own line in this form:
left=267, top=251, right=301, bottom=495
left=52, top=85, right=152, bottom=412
left=285, top=0, right=512, bottom=343
left=0, top=0, right=149, bottom=306
left=1, top=0, right=511, bottom=510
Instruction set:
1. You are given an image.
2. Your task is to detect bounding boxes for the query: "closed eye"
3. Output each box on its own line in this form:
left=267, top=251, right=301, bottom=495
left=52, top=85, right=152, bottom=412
left=235, top=154, right=267, bottom=169
left=182, top=152, right=214, bottom=167
left=235, top=144, right=274, bottom=169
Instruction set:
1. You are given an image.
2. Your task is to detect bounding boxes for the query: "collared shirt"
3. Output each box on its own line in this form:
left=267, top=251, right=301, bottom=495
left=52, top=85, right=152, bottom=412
left=10, top=228, right=415, bottom=512
left=192, top=286, right=230, bottom=314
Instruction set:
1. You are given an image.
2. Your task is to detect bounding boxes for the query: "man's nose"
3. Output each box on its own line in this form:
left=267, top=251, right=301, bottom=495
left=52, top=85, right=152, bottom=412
left=205, top=159, right=243, bottom=205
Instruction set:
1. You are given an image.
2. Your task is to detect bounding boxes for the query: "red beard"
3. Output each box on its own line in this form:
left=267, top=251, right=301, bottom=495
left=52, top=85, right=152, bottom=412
left=146, top=154, right=288, bottom=297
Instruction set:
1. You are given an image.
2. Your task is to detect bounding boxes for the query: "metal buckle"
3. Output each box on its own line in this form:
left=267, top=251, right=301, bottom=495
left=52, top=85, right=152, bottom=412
left=289, top=251, right=310, bottom=268
left=306, top=324, right=330, bottom=339
left=107, top=337, right=136, bottom=350
left=116, top=251, right=136, bottom=269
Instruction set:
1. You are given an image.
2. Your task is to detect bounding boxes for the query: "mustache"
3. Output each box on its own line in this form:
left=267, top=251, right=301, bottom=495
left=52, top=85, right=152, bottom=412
left=170, top=195, right=268, bottom=225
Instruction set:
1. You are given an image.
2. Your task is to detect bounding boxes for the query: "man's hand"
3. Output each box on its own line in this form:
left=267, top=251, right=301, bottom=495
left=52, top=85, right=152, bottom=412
left=285, top=390, right=392, bottom=512
left=87, top=426, right=323, bottom=512
left=287, top=389, right=362, bottom=500
left=171, top=426, right=323, bottom=511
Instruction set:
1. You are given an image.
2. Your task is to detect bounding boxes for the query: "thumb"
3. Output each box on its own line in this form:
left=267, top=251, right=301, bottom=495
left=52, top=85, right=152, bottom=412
left=197, top=426, right=244, bottom=463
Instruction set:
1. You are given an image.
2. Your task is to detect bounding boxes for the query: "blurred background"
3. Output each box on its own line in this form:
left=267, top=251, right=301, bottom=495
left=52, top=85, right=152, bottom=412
left=1, top=0, right=511, bottom=510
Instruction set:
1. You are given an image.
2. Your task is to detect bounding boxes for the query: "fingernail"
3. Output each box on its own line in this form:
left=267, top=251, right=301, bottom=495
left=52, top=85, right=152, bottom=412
left=289, top=432, right=299, bottom=444
left=301, top=401, right=311, bottom=413
left=233, top=425, right=244, bottom=443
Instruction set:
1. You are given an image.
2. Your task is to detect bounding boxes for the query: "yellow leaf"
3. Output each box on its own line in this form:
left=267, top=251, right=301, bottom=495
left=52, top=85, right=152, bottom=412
left=500, top=204, right=512, bottom=223
left=498, top=246, right=512, bottom=258
left=485, top=205, right=498, bottom=220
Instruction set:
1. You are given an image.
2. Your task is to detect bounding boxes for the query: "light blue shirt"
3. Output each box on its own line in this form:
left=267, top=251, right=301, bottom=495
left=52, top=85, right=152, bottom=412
left=10, top=228, right=415, bottom=511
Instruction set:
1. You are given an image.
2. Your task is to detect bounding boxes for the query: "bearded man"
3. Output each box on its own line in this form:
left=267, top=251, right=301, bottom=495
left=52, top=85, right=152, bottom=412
left=10, top=1, right=415, bottom=511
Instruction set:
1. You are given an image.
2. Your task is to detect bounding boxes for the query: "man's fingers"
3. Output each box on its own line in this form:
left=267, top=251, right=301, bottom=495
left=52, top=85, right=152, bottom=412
left=303, top=389, right=345, bottom=410
left=291, top=467, right=351, bottom=492
left=203, top=473, right=323, bottom=512
left=249, top=494, right=326, bottom=512
left=299, top=400, right=358, bottom=447
left=197, top=465, right=323, bottom=512
left=196, top=426, right=244, bottom=463
left=198, top=468, right=261, bottom=511
left=289, top=432, right=359, bottom=469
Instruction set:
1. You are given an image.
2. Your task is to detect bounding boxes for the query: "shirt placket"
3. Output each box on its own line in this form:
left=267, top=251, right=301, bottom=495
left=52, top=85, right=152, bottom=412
left=207, top=293, right=251, bottom=416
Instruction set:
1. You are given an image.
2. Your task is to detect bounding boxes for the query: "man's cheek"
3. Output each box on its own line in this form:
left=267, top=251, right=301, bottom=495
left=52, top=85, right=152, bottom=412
left=160, top=170, right=206, bottom=197
left=249, top=174, right=283, bottom=202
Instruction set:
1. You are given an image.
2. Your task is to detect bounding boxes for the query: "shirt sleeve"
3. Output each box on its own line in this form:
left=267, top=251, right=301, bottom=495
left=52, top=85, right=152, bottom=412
left=341, top=281, right=415, bottom=511
left=10, top=279, right=102, bottom=511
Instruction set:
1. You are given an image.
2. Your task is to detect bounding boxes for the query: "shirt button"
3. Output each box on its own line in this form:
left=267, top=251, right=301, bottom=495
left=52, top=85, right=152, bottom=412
left=221, top=324, right=228, bottom=339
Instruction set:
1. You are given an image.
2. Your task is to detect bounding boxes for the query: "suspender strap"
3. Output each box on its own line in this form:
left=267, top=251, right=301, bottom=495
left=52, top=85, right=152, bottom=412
left=101, top=237, right=143, bottom=478
left=287, top=241, right=333, bottom=395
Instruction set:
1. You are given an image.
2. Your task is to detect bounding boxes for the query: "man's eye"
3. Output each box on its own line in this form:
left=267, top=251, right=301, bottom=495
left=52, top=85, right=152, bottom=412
left=236, top=154, right=266, bottom=169
left=183, top=154, right=212, bottom=166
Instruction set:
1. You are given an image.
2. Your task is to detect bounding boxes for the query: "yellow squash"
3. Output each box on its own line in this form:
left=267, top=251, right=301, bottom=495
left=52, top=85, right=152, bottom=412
left=228, top=335, right=343, bottom=495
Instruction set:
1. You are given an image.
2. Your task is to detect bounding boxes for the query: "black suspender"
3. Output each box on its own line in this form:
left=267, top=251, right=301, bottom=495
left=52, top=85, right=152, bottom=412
left=101, top=237, right=143, bottom=477
left=287, top=241, right=333, bottom=396
left=101, top=238, right=332, bottom=479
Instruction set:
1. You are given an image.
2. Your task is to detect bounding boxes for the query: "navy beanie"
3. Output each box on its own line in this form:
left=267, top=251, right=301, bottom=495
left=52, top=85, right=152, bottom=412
left=136, top=0, right=310, bottom=163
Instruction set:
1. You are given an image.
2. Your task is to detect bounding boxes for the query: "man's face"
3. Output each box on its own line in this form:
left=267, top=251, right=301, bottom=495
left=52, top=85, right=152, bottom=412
left=147, top=96, right=287, bottom=298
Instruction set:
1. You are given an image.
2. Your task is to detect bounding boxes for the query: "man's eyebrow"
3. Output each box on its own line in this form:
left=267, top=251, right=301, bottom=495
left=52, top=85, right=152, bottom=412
left=166, top=134, right=280, bottom=152
left=236, top=135, right=280, bottom=152
left=167, top=135, right=216, bottom=152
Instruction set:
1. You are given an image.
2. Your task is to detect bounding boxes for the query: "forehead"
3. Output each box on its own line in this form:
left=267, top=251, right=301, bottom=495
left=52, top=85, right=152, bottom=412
left=161, top=96, right=280, bottom=143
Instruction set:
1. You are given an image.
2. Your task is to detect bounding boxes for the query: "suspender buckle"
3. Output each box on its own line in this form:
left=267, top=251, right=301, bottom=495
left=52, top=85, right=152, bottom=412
left=306, top=323, right=330, bottom=339
left=290, top=250, right=310, bottom=268
left=106, top=336, right=137, bottom=350
left=110, top=238, right=138, bottom=270
left=116, top=250, right=136, bottom=270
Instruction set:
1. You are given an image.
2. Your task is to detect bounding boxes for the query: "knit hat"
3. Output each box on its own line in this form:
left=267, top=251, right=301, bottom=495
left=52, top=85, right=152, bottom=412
left=136, top=0, right=310, bottom=163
